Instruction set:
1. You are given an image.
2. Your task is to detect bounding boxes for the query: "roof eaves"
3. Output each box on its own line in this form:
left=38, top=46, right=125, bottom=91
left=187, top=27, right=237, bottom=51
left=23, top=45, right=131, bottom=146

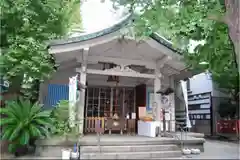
left=150, top=33, right=183, bottom=55
left=48, top=14, right=183, bottom=57
left=49, top=14, right=134, bottom=47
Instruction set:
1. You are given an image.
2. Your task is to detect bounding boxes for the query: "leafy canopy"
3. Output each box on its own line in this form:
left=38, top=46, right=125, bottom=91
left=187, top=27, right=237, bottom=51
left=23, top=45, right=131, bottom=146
left=112, top=0, right=239, bottom=100
left=0, top=0, right=81, bottom=93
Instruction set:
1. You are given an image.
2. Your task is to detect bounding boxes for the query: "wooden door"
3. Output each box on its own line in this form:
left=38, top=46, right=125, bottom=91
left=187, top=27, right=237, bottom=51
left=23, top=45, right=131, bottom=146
left=135, top=84, right=146, bottom=132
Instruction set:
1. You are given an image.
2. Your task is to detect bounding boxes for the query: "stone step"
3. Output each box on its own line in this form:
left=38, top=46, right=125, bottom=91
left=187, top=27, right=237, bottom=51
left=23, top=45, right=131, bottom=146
left=175, top=117, right=187, bottom=120
left=16, top=156, right=184, bottom=159
left=81, top=144, right=179, bottom=153
left=176, top=121, right=186, bottom=125
left=80, top=137, right=178, bottom=146
left=151, top=157, right=184, bottom=159
left=175, top=110, right=186, bottom=112
left=15, top=157, right=62, bottom=159
left=80, top=150, right=182, bottom=159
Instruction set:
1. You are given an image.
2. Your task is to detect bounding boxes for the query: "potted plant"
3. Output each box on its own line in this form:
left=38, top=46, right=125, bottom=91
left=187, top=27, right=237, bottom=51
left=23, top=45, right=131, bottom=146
left=0, top=98, right=53, bottom=156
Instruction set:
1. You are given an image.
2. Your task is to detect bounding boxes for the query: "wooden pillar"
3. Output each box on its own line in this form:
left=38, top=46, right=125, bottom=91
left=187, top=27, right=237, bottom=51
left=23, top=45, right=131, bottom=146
left=78, top=48, right=89, bottom=135
left=154, top=67, right=162, bottom=133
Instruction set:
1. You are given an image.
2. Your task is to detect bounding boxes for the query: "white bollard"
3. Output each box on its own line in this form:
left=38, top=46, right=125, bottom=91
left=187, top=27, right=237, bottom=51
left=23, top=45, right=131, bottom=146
left=71, top=152, right=79, bottom=159
left=62, top=149, right=71, bottom=159
left=182, top=148, right=191, bottom=155
left=191, top=148, right=201, bottom=154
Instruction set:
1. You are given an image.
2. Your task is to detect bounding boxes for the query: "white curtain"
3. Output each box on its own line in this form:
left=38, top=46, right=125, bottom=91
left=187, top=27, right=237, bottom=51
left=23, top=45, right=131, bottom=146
left=180, top=80, right=192, bottom=129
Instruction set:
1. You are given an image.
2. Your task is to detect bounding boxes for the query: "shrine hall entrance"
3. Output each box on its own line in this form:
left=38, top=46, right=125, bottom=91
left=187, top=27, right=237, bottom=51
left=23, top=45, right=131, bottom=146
left=84, top=86, right=137, bottom=134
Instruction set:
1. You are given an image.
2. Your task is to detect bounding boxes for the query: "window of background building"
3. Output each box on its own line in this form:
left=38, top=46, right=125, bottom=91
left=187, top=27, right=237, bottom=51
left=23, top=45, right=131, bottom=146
left=186, top=79, right=190, bottom=91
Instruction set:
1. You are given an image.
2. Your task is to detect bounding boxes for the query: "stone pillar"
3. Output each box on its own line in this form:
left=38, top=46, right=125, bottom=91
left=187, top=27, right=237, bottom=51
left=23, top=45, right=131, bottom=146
left=154, top=67, right=162, bottom=133
left=169, top=77, right=176, bottom=132
left=78, top=48, right=89, bottom=135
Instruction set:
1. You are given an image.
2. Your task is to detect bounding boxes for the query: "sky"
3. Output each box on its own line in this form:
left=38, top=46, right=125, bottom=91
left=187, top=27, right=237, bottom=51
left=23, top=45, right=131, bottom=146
left=81, top=0, right=126, bottom=33
left=79, top=0, right=204, bottom=54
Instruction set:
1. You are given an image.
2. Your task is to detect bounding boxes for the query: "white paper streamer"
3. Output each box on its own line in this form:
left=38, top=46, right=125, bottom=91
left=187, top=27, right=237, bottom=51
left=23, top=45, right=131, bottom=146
left=180, top=80, right=192, bottom=129
left=69, top=75, right=77, bottom=128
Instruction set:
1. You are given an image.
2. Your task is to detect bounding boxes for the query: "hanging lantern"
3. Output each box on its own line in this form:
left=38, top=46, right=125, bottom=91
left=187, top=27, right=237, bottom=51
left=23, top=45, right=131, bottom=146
left=106, top=64, right=120, bottom=83
left=107, top=76, right=119, bottom=83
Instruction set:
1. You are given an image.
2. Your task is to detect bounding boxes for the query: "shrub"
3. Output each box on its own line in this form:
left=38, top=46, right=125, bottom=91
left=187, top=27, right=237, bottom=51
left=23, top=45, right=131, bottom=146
left=0, top=98, right=53, bottom=153
left=51, top=100, right=78, bottom=138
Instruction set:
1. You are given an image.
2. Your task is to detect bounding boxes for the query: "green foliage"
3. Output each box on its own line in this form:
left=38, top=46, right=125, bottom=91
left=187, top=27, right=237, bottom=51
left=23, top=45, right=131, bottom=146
left=51, top=100, right=78, bottom=136
left=185, top=23, right=239, bottom=99
left=52, top=100, right=70, bottom=122
left=0, top=98, right=53, bottom=153
left=114, top=0, right=223, bottom=41
left=0, top=0, right=81, bottom=99
left=114, top=0, right=239, bottom=101
left=218, top=101, right=239, bottom=119
left=51, top=100, right=70, bottom=135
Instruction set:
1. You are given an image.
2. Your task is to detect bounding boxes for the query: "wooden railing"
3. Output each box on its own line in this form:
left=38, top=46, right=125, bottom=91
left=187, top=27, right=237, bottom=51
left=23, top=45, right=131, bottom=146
left=85, top=117, right=105, bottom=133
left=84, top=117, right=137, bottom=134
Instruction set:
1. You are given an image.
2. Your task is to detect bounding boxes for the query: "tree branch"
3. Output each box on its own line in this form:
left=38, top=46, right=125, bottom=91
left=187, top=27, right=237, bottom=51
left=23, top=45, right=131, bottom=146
left=207, top=14, right=227, bottom=24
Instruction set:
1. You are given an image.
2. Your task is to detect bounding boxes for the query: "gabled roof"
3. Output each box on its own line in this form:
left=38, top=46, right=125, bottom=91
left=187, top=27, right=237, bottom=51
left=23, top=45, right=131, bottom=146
left=49, top=14, right=133, bottom=46
left=49, top=14, right=182, bottom=56
left=48, top=14, right=195, bottom=80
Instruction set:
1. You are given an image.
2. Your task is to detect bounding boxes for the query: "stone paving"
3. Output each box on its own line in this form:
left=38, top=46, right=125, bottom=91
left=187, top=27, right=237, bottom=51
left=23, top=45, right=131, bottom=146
left=186, top=139, right=240, bottom=159
left=2, top=139, right=239, bottom=159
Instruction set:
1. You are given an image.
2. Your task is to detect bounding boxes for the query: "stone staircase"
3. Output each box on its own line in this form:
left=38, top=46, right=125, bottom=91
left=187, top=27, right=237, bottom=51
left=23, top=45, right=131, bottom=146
left=175, top=110, right=187, bottom=130
left=35, top=135, right=200, bottom=159
left=80, top=141, right=182, bottom=159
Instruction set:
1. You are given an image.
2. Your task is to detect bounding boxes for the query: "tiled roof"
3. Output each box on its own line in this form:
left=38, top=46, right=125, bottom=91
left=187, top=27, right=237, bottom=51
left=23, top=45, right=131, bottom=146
left=49, top=14, right=133, bottom=46
left=48, top=14, right=182, bottom=55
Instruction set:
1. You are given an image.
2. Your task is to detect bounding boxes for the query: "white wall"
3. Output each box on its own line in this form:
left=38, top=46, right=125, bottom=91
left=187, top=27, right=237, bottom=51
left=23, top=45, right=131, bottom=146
left=189, top=72, right=229, bottom=97
left=189, top=72, right=213, bottom=95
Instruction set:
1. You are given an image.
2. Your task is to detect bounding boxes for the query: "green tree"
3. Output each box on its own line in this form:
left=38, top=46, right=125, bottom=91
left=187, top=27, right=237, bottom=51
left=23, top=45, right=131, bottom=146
left=0, top=0, right=81, bottom=100
left=112, top=0, right=239, bottom=67
left=112, top=0, right=239, bottom=103
left=186, top=22, right=239, bottom=103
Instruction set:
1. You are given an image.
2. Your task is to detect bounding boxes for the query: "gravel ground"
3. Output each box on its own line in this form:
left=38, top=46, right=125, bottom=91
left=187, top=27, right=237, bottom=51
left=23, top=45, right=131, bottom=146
left=186, top=139, right=239, bottom=159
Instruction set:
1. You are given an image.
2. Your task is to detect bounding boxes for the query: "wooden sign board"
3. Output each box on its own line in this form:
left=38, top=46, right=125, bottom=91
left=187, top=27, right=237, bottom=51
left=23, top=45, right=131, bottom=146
left=138, top=106, right=146, bottom=118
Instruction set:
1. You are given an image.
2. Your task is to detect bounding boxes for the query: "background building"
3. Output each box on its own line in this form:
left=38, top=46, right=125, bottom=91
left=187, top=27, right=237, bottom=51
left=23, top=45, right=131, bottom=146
left=186, top=72, right=230, bottom=135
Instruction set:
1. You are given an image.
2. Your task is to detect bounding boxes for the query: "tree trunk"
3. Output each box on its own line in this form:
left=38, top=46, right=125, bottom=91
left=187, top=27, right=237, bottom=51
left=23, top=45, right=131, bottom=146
left=29, top=79, right=40, bottom=103
left=224, top=0, right=240, bottom=70
left=7, top=76, right=23, bottom=95
left=233, top=42, right=239, bottom=70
